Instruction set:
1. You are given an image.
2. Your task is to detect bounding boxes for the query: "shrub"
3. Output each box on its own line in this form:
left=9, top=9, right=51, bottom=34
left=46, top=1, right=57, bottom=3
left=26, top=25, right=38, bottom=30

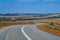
left=50, top=22, right=54, bottom=25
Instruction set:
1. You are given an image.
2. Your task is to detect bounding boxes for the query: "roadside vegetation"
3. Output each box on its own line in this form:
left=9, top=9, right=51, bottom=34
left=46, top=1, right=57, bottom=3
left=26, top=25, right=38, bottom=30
left=0, top=21, right=34, bottom=29
left=38, top=22, right=60, bottom=36
left=1, top=18, right=60, bottom=37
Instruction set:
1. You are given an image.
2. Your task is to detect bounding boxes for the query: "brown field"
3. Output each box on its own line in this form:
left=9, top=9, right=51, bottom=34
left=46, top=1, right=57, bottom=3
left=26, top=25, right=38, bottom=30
left=38, top=24, right=60, bottom=36
left=36, top=18, right=60, bottom=36
left=0, top=18, right=60, bottom=29
left=0, top=21, right=34, bottom=29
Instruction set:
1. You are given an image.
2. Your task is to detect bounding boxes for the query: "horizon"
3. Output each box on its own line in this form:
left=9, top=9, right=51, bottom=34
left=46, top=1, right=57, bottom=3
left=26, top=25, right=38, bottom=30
left=0, top=0, right=60, bottom=13
left=0, top=12, right=60, bottom=14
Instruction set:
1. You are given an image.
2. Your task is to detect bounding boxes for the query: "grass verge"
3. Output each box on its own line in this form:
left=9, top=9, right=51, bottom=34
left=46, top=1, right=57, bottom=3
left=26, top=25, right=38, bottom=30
left=38, top=24, right=60, bottom=36
left=0, top=21, right=34, bottom=29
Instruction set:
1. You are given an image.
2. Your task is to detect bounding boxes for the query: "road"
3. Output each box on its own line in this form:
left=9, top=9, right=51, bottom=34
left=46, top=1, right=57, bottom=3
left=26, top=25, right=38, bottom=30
left=0, top=24, right=60, bottom=40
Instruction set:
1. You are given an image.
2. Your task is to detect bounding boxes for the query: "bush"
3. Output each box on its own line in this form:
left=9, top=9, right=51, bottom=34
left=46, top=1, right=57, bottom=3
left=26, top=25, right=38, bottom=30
left=50, top=22, right=54, bottom=25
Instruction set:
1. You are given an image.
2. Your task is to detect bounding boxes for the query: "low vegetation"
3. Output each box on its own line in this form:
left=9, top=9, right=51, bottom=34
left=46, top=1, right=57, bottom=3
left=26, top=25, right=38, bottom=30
left=38, top=22, right=60, bottom=36
left=0, top=21, right=34, bottom=29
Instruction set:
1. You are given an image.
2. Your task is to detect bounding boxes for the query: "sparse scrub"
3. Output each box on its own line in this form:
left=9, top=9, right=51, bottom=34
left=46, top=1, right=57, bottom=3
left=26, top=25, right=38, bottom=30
left=0, top=21, right=35, bottom=29
left=50, top=22, right=54, bottom=25
left=38, top=24, right=60, bottom=36
left=38, top=22, right=60, bottom=36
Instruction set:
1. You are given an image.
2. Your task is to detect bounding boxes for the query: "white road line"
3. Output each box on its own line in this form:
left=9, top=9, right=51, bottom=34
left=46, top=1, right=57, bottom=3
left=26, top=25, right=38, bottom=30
left=21, top=26, right=32, bottom=40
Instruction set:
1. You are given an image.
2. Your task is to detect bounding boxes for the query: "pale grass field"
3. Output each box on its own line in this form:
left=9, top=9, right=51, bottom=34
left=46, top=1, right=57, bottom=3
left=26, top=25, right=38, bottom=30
left=0, top=18, right=60, bottom=29
left=38, top=18, right=60, bottom=36
left=38, top=24, right=60, bottom=36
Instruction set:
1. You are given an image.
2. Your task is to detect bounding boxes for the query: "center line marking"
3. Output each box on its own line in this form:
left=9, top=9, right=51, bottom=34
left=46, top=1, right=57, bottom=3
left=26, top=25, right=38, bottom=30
left=21, top=26, right=32, bottom=40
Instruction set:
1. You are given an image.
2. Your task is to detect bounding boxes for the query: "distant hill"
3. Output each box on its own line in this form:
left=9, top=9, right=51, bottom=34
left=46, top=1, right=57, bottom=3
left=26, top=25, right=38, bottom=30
left=0, top=13, right=60, bottom=21
left=0, top=13, right=20, bottom=16
left=0, top=13, right=60, bottom=16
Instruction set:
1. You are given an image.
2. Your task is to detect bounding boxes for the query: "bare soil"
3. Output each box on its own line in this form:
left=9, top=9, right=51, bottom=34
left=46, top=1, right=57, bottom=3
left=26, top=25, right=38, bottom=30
left=38, top=25, right=60, bottom=36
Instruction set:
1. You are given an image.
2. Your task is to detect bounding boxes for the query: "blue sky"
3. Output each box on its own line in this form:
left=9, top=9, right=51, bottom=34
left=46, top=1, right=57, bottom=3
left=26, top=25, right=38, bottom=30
left=0, top=0, right=60, bottom=13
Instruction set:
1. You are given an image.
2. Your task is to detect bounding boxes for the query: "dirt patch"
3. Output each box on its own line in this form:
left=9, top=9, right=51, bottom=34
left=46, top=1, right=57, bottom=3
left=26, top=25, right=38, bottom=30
left=38, top=25, right=60, bottom=36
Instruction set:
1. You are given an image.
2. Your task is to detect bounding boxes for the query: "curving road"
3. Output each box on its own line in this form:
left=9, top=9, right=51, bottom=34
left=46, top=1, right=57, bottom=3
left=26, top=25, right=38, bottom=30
left=0, top=24, right=60, bottom=40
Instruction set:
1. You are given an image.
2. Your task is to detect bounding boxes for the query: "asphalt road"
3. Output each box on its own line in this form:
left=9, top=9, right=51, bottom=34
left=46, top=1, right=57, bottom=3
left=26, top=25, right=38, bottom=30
left=0, top=24, right=60, bottom=40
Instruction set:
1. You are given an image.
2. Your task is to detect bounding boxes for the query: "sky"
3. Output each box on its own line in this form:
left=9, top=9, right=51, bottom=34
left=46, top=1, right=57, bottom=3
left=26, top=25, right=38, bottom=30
left=0, top=0, right=60, bottom=13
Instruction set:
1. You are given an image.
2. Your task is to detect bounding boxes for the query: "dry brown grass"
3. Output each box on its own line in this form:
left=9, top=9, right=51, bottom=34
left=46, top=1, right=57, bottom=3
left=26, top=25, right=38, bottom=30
left=38, top=25, right=60, bottom=36
left=37, top=18, right=60, bottom=36
left=0, top=18, right=60, bottom=29
left=0, top=21, right=34, bottom=29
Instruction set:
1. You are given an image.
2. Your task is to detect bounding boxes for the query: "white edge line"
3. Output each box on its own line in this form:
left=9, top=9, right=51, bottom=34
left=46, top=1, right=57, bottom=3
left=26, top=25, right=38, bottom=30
left=21, top=26, right=32, bottom=40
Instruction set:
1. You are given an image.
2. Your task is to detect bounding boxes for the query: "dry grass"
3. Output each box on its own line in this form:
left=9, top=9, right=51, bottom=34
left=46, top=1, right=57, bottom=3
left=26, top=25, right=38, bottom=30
left=0, top=18, right=60, bottom=29
left=37, top=18, right=60, bottom=36
left=38, top=24, right=60, bottom=36
left=0, top=21, right=34, bottom=29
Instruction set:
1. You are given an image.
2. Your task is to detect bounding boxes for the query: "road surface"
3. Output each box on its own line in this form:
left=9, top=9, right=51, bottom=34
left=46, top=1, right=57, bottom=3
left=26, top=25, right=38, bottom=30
left=0, top=24, right=60, bottom=40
